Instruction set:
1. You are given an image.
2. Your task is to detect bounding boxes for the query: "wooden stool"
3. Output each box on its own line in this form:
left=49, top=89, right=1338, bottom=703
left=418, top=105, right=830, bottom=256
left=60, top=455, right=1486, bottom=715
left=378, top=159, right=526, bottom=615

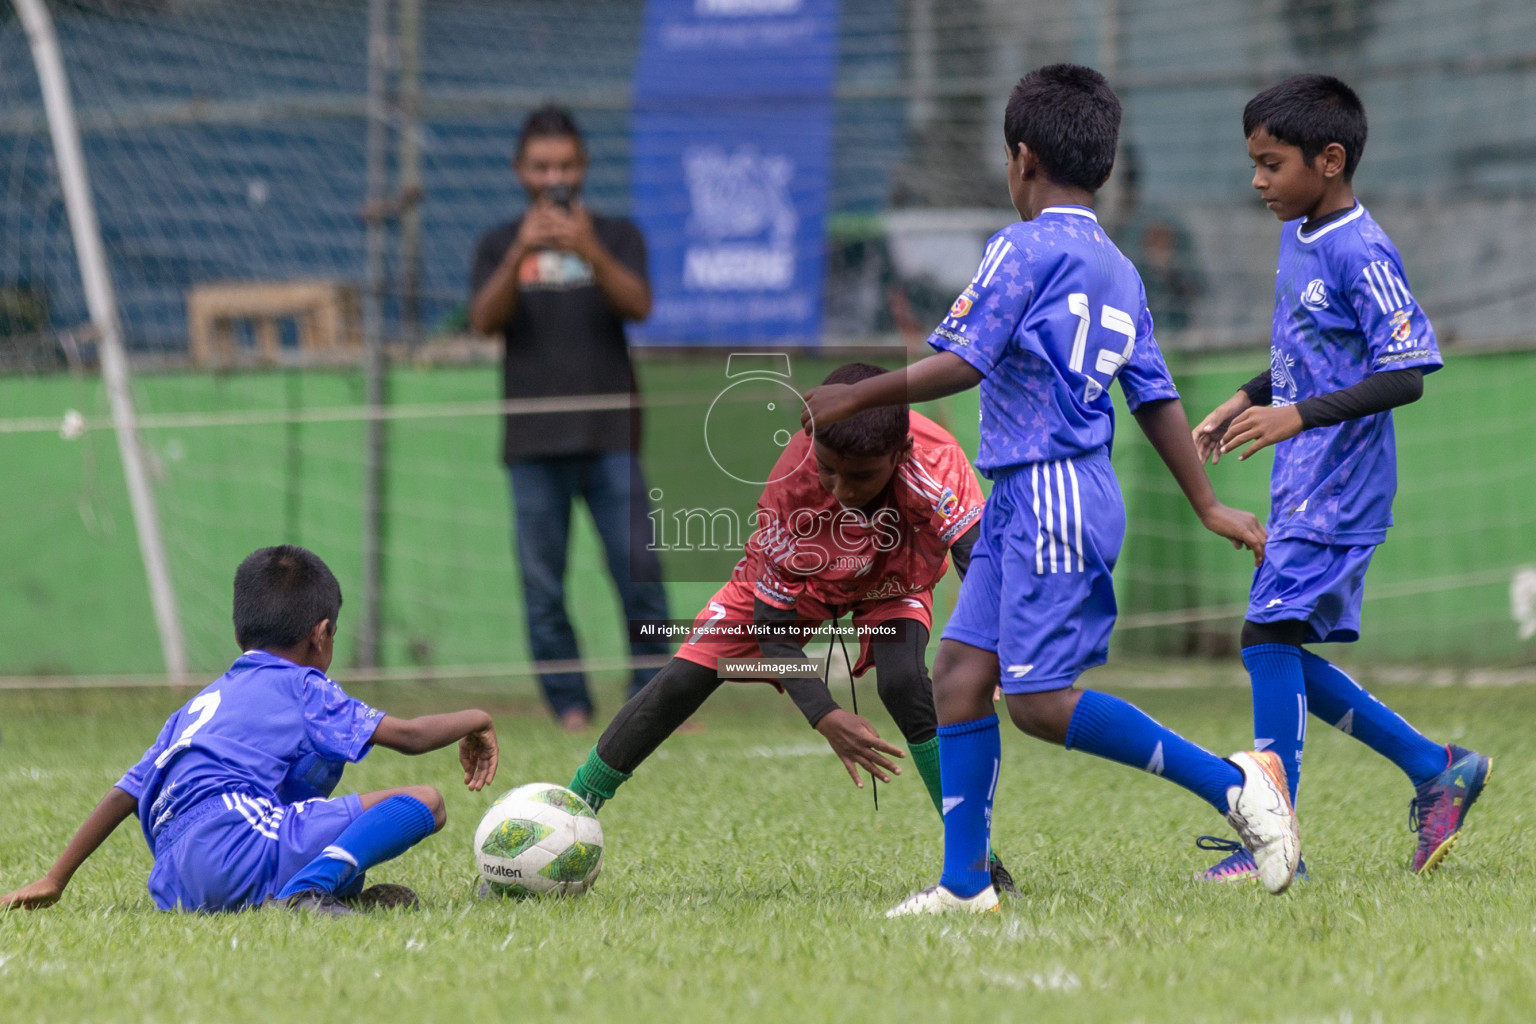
left=186, top=280, right=361, bottom=366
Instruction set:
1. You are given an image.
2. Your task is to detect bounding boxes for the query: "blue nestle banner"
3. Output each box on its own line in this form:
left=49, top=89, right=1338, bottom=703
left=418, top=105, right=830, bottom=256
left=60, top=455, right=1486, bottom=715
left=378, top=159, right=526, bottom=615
left=631, top=101, right=832, bottom=344
left=631, top=0, right=838, bottom=345
left=634, top=0, right=838, bottom=100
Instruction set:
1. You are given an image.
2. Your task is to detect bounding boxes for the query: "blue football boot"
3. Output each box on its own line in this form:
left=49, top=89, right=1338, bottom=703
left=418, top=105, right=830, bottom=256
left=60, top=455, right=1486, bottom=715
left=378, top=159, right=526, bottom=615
left=1410, top=744, right=1492, bottom=875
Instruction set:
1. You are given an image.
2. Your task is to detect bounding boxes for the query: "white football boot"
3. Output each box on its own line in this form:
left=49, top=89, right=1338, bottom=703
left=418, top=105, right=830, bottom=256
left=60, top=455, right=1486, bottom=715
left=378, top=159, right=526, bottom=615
left=885, top=884, right=1000, bottom=918
left=1224, top=750, right=1301, bottom=895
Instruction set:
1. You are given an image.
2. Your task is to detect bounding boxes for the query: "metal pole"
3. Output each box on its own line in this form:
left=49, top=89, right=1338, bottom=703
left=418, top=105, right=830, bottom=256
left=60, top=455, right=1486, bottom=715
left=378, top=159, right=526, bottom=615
left=359, top=0, right=392, bottom=669
left=396, top=0, right=423, bottom=351
left=1097, top=0, right=1125, bottom=225
left=16, top=0, right=188, bottom=682
left=908, top=0, right=937, bottom=129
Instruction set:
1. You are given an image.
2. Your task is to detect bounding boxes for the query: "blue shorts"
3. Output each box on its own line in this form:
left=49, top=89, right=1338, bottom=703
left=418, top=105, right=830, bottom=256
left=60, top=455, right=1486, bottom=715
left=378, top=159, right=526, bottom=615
left=147, top=791, right=363, bottom=912
left=943, top=454, right=1124, bottom=693
left=1246, top=538, right=1376, bottom=644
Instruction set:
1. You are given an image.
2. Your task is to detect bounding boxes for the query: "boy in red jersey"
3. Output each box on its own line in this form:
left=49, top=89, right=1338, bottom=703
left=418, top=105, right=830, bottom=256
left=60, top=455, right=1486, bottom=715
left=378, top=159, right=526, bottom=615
left=568, top=363, right=1013, bottom=891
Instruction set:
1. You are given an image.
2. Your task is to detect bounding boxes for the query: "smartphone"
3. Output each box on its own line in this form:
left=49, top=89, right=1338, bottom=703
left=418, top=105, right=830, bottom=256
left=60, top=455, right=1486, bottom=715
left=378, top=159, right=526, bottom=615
left=545, top=184, right=574, bottom=211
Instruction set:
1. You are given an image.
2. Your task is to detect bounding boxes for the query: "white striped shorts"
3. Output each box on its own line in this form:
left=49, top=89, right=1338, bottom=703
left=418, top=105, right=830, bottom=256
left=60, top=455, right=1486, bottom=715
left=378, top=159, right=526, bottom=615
left=942, top=452, right=1125, bottom=692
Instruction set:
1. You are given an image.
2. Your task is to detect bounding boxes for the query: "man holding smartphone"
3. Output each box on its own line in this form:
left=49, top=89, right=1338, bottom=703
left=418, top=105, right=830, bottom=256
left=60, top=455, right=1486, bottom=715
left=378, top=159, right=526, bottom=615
left=469, top=105, right=668, bottom=730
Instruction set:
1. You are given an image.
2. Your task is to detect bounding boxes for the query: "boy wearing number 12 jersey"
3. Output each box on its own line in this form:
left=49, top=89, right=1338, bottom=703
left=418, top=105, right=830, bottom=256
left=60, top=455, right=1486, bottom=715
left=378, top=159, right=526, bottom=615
left=804, top=64, right=1300, bottom=913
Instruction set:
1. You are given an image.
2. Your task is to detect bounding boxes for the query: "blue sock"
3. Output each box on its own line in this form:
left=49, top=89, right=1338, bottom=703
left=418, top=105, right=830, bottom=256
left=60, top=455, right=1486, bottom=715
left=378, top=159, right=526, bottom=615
left=936, top=715, right=1000, bottom=899
left=276, top=795, right=437, bottom=899
left=1243, top=643, right=1307, bottom=804
left=1064, top=690, right=1241, bottom=815
left=1300, top=650, right=1449, bottom=787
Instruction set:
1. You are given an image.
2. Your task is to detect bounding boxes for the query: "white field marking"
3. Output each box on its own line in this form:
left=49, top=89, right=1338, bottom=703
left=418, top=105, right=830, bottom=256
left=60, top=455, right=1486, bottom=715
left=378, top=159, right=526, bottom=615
left=743, top=743, right=835, bottom=759
left=979, top=968, right=1027, bottom=991
left=980, top=967, right=1082, bottom=993
left=1512, top=566, right=1536, bottom=640
left=999, top=918, right=1063, bottom=941
left=3, top=767, right=80, bottom=782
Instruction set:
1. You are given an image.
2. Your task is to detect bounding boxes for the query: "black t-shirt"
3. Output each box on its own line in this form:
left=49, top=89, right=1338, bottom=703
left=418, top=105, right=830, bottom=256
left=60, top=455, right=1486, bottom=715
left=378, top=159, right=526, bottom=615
left=470, top=214, right=646, bottom=463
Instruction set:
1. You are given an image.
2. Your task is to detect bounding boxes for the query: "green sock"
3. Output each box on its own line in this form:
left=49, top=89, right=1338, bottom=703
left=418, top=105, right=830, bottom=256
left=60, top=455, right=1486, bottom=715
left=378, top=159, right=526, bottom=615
left=569, top=746, right=631, bottom=813
left=909, top=737, right=944, bottom=818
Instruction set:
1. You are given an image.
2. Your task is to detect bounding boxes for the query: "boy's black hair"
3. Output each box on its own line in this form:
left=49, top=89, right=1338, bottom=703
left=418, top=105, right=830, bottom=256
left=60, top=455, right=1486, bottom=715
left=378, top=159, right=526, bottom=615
left=233, top=545, right=342, bottom=651
left=516, top=104, right=584, bottom=158
left=812, top=363, right=910, bottom=458
left=1004, top=64, right=1121, bottom=192
left=1243, top=74, right=1368, bottom=180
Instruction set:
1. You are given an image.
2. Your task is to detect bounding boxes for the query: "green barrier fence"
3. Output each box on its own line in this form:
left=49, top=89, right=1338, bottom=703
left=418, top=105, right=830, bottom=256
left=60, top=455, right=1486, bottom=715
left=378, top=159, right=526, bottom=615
left=1, top=348, right=1531, bottom=678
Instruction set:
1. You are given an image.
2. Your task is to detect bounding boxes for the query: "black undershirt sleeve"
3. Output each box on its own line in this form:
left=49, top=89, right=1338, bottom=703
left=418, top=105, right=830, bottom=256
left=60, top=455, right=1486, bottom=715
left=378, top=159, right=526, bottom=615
left=754, top=598, right=839, bottom=727
left=947, top=521, right=980, bottom=581
left=1236, top=367, right=1423, bottom=428
left=1240, top=370, right=1273, bottom=407
left=1295, top=367, right=1423, bottom=429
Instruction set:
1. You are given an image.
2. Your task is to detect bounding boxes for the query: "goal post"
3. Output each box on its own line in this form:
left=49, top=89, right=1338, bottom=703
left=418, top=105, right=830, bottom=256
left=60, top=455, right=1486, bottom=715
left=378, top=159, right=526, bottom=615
left=15, top=0, right=187, bottom=681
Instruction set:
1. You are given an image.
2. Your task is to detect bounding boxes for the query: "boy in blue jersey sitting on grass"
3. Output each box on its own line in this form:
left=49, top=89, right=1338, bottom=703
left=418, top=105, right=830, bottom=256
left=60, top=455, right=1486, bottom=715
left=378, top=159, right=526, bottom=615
left=1190, top=75, right=1490, bottom=882
left=804, top=64, right=1302, bottom=913
left=0, top=545, right=499, bottom=916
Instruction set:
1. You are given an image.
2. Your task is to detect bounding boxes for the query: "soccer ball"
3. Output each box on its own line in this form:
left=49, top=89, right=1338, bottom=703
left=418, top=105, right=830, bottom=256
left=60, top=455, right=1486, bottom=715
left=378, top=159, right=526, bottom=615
left=474, top=783, right=604, bottom=898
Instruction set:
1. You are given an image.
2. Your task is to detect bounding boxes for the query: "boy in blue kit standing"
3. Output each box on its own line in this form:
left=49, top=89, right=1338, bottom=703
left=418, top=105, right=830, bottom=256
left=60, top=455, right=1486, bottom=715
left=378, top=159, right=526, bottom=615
left=0, top=546, right=499, bottom=915
left=804, top=64, right=1301, bottom=913
left=1191, top=75, right=1490, bottom=881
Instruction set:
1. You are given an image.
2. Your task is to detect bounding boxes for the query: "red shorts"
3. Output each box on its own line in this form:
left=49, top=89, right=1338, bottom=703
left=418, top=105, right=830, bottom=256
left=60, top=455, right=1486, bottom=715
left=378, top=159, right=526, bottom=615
left=674, top=580, right=933, bottom=680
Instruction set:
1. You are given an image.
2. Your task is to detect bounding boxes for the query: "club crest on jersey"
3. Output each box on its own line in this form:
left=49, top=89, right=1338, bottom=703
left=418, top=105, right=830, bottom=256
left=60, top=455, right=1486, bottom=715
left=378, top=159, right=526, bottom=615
left=1391, top=310, right=1412, bottom=341
left=1270, top=346, right=1299, bottom=399
left=1301, top=278, right=1329, bottom=311
left=936, top=486, right=960, bottom=518
left=949, top=289, right=976, bottom=319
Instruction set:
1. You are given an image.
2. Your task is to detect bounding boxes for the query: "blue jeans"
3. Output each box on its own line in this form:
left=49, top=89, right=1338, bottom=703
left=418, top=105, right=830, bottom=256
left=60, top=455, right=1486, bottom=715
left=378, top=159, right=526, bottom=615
left=508, top=451, right=670, bottom=717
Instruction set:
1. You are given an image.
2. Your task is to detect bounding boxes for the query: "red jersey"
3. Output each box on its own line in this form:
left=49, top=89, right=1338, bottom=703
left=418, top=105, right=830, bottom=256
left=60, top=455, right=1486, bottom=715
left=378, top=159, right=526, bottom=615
left=740, top=411, right=983, bottom=614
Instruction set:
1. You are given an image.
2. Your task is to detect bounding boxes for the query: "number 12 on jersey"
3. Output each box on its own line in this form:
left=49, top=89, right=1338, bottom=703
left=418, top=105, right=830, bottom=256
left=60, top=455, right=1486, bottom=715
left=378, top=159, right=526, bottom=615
left=1066, top=293, right=1136, bottom=402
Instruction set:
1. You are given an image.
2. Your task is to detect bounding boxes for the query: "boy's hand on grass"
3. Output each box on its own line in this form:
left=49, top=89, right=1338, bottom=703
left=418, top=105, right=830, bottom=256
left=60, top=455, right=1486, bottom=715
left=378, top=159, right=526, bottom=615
left=1192, top=392, right=1252, bottom=465
left=1199, top=502, right=1267, bottom=566
left=800, top=384, right=860, bottom=435
left=459, top=723, right=499, bottom=791
left=814, top=709, right=904, bottom=788
left=1, top=876, right=64, bottom=911
left=1221, top=405, right=1303, bottom=462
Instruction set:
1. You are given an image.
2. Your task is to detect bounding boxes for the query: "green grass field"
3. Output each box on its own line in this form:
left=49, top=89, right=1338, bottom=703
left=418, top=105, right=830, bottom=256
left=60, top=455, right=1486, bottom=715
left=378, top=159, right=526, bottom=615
left=2, top=669, right=1530, bottom=1024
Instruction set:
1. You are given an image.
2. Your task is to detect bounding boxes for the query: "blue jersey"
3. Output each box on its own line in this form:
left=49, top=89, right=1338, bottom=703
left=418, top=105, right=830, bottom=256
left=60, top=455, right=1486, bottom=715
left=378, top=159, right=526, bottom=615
left=1266, top=203, right=1442, bottom=545
left=115, top=651, right=384, bottom=855
left=926, top=206, right=1179, bottom=475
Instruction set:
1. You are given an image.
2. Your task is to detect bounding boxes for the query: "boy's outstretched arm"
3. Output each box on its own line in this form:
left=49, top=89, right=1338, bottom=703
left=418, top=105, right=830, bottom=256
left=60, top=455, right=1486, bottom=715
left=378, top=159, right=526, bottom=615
left=801, top=352, right=982, bottom=432
left=371, top=710, right=498, bottom=791
left=1, top=786, right=138, bottom=910
left=1135, top=398, right=1267, bottom=566
left=754, top=599, right=905, bottom=788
